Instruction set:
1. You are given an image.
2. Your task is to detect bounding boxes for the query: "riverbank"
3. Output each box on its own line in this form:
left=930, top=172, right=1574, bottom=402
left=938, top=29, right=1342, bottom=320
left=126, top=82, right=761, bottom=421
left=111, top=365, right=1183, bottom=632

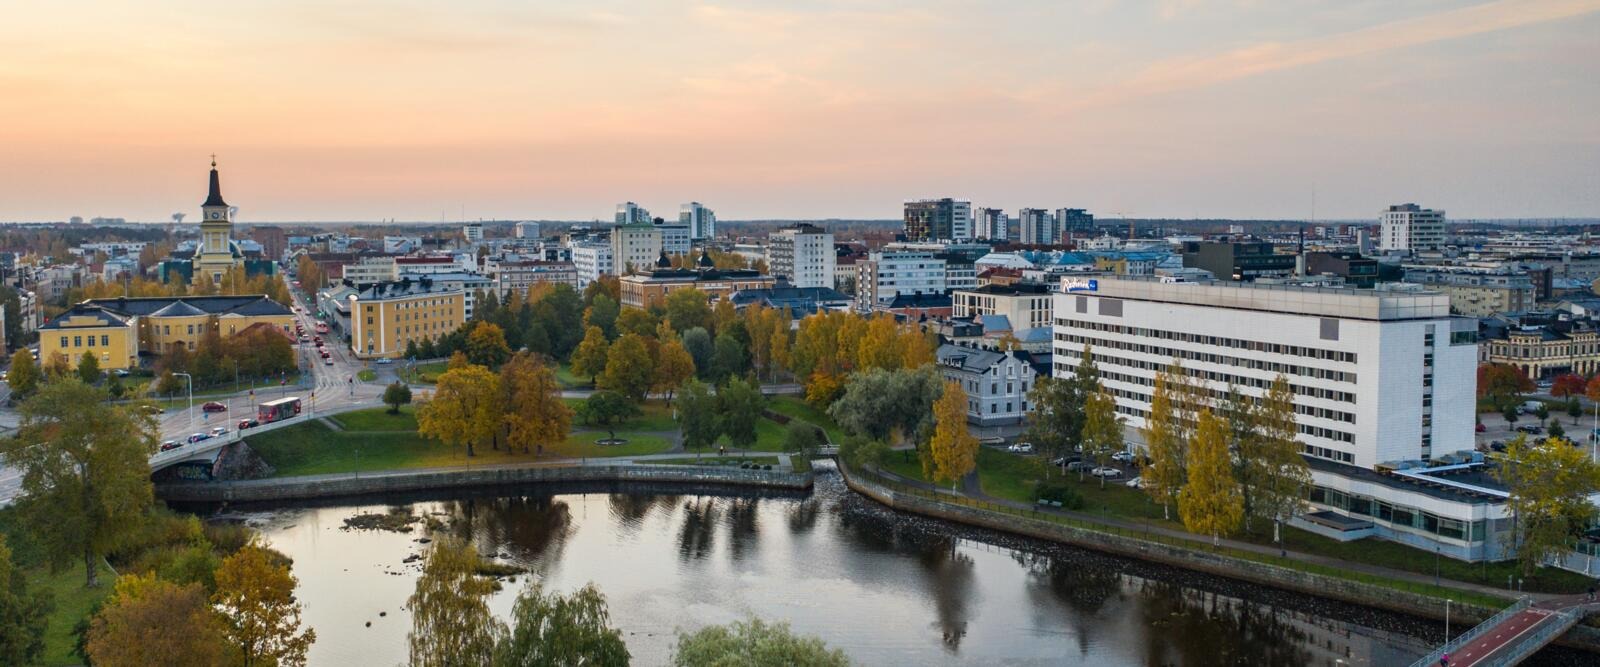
left=157, top=460, right=813, bottom=503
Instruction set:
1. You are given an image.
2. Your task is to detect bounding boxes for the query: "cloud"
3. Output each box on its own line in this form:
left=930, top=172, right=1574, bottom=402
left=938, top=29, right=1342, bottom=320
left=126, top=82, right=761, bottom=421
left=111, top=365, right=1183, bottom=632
left=1075, top=0, right=1600, bottom=107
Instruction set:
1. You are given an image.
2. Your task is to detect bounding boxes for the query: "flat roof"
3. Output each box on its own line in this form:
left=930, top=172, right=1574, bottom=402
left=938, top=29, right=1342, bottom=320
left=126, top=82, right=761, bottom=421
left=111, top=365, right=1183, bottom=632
left=1074, top=275, right=1452, bottom=321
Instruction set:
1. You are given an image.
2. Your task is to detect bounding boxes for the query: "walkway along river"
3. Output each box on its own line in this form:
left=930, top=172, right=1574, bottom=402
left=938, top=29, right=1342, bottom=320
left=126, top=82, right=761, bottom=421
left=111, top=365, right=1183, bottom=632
left=193, top=466, right=1597, bottom=666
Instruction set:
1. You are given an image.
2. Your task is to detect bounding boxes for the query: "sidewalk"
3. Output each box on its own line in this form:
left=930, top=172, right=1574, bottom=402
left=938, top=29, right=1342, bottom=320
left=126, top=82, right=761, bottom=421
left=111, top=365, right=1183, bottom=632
left=872, top=466, right=1536, bottom=604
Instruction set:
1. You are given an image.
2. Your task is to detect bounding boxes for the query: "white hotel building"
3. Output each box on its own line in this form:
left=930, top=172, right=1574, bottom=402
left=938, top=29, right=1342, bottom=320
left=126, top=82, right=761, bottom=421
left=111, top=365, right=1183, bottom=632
left=1051, top=276, right=1515, bottom=561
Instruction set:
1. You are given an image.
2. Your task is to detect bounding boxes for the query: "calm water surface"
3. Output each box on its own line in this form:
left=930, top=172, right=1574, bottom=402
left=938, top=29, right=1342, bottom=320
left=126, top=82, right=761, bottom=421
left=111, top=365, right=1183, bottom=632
left=218, top=467, right=1585, bottom=666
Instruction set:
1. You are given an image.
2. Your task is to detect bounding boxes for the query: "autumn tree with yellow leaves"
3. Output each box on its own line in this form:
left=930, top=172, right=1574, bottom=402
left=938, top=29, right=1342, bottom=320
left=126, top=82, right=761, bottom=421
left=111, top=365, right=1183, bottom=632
left=499, top=353, right=572, bottom=456
left=418, top=363, right=501, bottom=457
left=926, top=380, right=978, bottom=487
left=1178, top=409, right=1245, bottom=545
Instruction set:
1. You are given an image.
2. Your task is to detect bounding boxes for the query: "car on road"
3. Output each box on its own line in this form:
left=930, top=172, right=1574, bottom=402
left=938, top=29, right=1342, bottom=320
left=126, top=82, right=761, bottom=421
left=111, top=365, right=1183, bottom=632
left=160, top=440, right=182, bottom=452
left=238, top=418, right=260, bottom=430
left=324, top=357, right=334, bottom=365
left=1111, top=451, right=1136, bottom=463
left=201, top=401, right=227, bottom=413
left=1006, top=442, right=1034, bottom=454
left=210, top=426, right=229, bottom=437
left=1091, top=466, right=1124, bottom=479
left=375, top=357, right=393, bottom=365
left=320, top=350, right=331, bottom=359
left=313, top=336, right=323, bottom=344
left=187, top=433, right=209, bottom=444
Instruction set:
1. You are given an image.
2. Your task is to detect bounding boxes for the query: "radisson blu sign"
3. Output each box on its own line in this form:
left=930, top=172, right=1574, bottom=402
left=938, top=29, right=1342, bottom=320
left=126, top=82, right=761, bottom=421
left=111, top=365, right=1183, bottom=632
left=1062, top=278, right=1099, bottom=292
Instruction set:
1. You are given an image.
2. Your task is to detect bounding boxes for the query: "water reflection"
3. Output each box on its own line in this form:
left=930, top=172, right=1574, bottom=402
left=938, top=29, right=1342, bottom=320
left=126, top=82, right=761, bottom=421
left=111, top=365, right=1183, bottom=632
left=233, top=477, right=1479, bottom=666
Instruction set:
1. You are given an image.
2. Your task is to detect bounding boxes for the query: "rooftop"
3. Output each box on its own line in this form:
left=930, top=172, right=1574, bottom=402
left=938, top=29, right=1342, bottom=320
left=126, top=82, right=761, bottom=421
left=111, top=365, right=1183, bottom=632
left=84, top=295, right=291, bottom=318
left=1075, top=275, right=1453, bottom=321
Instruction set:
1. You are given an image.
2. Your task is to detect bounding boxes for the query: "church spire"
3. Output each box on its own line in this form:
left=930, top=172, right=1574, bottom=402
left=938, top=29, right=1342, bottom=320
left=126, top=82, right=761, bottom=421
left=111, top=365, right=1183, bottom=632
left=202, top=156, right=228, bottom=208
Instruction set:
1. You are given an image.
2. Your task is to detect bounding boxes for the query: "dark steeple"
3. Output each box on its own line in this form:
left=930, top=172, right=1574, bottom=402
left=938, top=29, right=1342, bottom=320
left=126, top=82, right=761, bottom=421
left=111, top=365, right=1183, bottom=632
left=202, top=156, right=228, bottom=208
left=697, top=248, right=715, bottom=268
left=655, top=250, right=672, bottom=268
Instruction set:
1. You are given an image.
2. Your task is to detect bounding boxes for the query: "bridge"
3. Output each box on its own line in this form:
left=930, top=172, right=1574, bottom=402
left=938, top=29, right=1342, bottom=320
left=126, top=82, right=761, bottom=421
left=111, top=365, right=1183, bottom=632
left=1410, top=596, right=1595, bottom=667
left=149, top=400, right=379, bottom=472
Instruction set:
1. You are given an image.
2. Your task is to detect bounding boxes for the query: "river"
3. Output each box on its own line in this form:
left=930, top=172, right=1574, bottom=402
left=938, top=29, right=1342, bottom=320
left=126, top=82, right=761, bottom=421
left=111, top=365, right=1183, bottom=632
left=212, top=466, right=1588, bottom=666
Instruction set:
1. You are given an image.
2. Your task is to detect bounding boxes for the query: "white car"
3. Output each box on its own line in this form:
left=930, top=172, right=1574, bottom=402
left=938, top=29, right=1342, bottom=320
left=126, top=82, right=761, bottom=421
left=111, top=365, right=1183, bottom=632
left=376, top=358, right=393, bottom=365
left=210, top=427, right=229, bottom=437
left=1091, top=466, right=1124, bottom=479
left=1111, top=451, right=1136, bottom=463
left=324, top=357, right=335, bottom=366
left=1006, top=443, right=1034, bottom=454
left=1126, top=476, right=1143, bottom=488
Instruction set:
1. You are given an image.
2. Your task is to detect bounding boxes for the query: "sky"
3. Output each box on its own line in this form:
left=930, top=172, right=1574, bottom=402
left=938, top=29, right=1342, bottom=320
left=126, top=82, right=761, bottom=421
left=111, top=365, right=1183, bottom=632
left=1, top=0, right=1597, bottom=222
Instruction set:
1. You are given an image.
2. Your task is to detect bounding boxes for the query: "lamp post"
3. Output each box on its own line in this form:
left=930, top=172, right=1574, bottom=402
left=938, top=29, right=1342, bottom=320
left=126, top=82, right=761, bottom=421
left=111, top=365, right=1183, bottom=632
left=1445, top=599, right=1453, bottom=643
left=173, top=372, right=193, bottom=431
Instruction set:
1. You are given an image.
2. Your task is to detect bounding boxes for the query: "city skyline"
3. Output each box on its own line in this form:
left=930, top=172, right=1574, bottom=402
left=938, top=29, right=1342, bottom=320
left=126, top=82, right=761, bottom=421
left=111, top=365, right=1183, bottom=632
left=3, top=0, right=1598, bottom=221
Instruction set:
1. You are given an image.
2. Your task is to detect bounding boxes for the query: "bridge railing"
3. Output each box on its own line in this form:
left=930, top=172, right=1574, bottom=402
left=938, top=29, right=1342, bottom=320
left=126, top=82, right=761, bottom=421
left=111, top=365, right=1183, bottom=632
left=1407, top=596, right=1534, bottom=667
left=1481, top=608, right=1580, bottom=667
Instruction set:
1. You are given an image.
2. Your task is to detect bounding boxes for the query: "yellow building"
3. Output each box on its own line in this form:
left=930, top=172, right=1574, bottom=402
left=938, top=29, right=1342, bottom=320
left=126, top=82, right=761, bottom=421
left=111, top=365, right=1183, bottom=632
left=39, top=305, right=140, bottom=370
left=350, top=280, right=466, bottom=359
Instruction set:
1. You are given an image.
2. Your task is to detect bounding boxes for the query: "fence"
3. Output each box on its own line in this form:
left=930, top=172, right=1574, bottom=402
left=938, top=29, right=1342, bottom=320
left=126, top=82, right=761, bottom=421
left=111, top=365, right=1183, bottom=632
left=1405, top=597, right=1533, bottom=667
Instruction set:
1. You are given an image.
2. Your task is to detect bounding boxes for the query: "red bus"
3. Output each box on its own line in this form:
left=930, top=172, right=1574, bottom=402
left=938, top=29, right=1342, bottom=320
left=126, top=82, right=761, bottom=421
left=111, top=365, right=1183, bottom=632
left=258, top=397, right=303, bottom=424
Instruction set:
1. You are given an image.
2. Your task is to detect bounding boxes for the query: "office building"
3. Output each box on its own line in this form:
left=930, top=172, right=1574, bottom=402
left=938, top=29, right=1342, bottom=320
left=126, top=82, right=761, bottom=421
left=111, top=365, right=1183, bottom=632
left=616, top=202, right=652, bottom=226
left=1181, top=241, right=1296, bottom=282
left=494, top=261, right=579, bottom=296
left=1055, top=208, right=1095, bottom=239
left=611, top=224, right=664, bottom=275
left=975, top=208, right=1009, bottom=241
left=1305, top=251, right=1380, bottom=289
left=854, top=250, right=946, bottom=311
left=953, top=283, right=1053, bottom=331
left=680, top=202, right=716, bottom=240
left=349, top=279, right=466, bottom=359
left=767, top=223, right=836, bottom=289
left=514, top=222, right=541, bottom=239
left=1402, top=267, right=1536, bottom=317
left=903, top=198, right=972, bottom=241
left=571, top=242, right=615, bottom=287
left=1380, top=204, right=1446, bottom=253
left=655, top=221, right=692, bottom=256
left=1018, top=208, right=1054, bottom=245
left=463, top=223, right=484, bottom=244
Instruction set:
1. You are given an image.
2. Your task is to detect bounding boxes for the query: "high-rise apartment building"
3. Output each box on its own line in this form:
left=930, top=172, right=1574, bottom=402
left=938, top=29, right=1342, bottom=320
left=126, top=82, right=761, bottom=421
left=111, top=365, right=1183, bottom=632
left=514, top=222, right=541, bottom=239
left=611, top=224, right=663, bottom=275
left=654, top=221, right=692, bottom=256
left=615, top=202, right=652, bottom=226
left=903, top=198, right=972, bottom=241
left=463, top=223, right=484, bottom=244
left=680, top=202, right=717, bottom=240
left=571, top=242, right=614, bottom=287
left=1055, top=208, right=1095, bottom=239
left=1379, top=204, right=1446, bottom=252
left=854, top=250, right=946, bottom=311
left=767, top=223, right=837, bottom=289
left=975, top=208, right=1009, bottom=241
left=1018, top=208, right=1054, bottom=245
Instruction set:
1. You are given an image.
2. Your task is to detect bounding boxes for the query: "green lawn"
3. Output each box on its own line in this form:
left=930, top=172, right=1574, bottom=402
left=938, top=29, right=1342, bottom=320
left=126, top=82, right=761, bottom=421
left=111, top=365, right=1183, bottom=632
left=403, top=361, right=449, bottom=384
left=330, top=405, right=418, bottom=431
left=717, top=417, right=787, bottom=452
left=767, top=396, right=845, bottom=443
left=555, top=362, right=589, bottom=389
left=878, top=448, right=928, bottom=482
left=35, top=560, right=117, bottom=666
left=975, top=449, right=1047, bottom=503
left=565, top=398, right=679, bottom=432
left=356, top=369, right=377, bottom=382
left=637, top=456, right=780, bottom=467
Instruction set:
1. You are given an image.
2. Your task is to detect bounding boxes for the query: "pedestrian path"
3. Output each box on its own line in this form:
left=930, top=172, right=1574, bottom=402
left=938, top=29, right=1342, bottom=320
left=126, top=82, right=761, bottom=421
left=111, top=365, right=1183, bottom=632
left=1412, top=596, right=1595, bottom=667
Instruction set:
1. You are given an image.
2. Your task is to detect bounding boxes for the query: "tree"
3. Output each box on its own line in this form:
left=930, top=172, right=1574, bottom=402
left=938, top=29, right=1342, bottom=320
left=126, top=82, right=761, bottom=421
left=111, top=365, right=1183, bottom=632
left=570, top=326, right=610, bottom=386
left=616, top=308, right=658, bottom=338
left=43, top=351, right=71, bottom=379
left=926, top=381, right=978, bottom=487
left=493, top=581, right=628, bottom=667
left=664, top=289, right=713, bottom=334
left=1251, top=376, right=1312, bottom=543
left=1219, top=385, right=1264, bottom=526
left=1551, top=373, right=1587, bottom=399
left=718, top=378, right=766, bottom=450
left=213, top=545, right=316, bottom=667
left=86, top=573, right=229, bottom=667
left=1497, top=434, right=1600, bottom=575
left=1478, top=363, right=1532, bottom=411
left=384, top=381, right=413, bottom=414
left=583, top=275, right=620, bottom=306
left=576, top=391, right=640, bottom=442
left=599, top=333, right=654, bottom=401
left=1569, top=397, right=1583, bottom=422
left=838, top=435, right=888, bottom=470
left=828, top=366, right=943, bottom=446
left=676, top=380, right=721, bottom=453
left=408, top=538, right=504, bottom=667
left=1535, top=401, right=1550, bottom=421
left=467, top=322, right=513, bottom=369
left=671, top=618, right=848, bottom=667
left=1178, top=409, right=1245, bottom=545
left=6, top=349, right=37, bottom=397
left=4, top=380, right=153, bottom=586
left=1548, top=418, right=1565, bottom=439
left=1503, top=404, right=1520, bottom=425
left=0, top=536, right=50, bottom=666
left=1024, top=353, right=1092, bottom=471
left=500, top=353, right=571, bottom=455
left=1140, top=366, right=1186, bottom=519
left=417, top=364, right=501, bottom=457
left=709, top=332, right=748, bottom=383
left=583, top=294, right=620, bottom=340
left=1080, top=387, right=1124, bottom=488
left=75, top=352, right=101, bottom=384
left=681, top=328, right=714, bottom=379
left=652, top=336, right=696, bottom=403
left=783, top=422, right=824, bottom=458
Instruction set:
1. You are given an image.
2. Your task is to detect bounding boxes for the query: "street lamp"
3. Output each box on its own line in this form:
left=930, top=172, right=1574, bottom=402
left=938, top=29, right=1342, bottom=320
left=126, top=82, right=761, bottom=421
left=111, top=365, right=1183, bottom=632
left=173, top=372, right=194, bottom=431
left=1445, top=599, right=1453, bottom=643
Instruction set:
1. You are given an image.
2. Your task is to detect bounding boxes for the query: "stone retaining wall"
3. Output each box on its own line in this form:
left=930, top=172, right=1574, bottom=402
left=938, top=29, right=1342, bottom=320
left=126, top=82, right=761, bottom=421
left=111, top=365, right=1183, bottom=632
left=158, top=464, right=812, bottom=503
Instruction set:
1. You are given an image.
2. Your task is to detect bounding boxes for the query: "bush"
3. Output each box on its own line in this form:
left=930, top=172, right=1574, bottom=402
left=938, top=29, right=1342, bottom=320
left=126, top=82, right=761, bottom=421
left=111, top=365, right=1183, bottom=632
left=201, top=522, right=255, bottom=556
left=1035, top=481, right=1085, bottom=509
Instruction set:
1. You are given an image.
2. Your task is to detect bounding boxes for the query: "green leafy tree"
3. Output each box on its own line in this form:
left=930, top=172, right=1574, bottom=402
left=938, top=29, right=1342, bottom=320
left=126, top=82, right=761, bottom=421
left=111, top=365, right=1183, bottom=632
left=1497, top=434, right=1600, bottom=575
left=0, top=536, right=51, bottom=666
left=1535, top=401, right=1550, bottom=421
left=1026, top=347, right=1100, bottom=471
left=213, top=545, right=316, bottom=667
left=676, top=380, right=721, bottom=453
left=570, top=326, right=610, bottom=386
left=4, top=380, right=154, bottom=586
left=828, top=366, right=942, bottom=446
left=664, top=288, right=713, bottom=334
left=783, top=422, right=824, bottom=457
left=1252, top=376, right=1312, bottom=543
left=710, top=331, right=749, bottom=383
left=1178, top=409, right=1245, bottom=546
left=599, top=333, right=654, bottom=401
left=492, top=581, right=629, bottom=667
left=583, top=294, right=620, bottom=340
left=76, top=352, right=101, bottom=384
left=838, top=435, right=888, bottom=470
left=408, top=538, right=504, bottom=667
left=1080, top=387, right=1124, bottom=488
left=1567, top=397, right=1582, bottom=421
left=1220, top=385, right=1264, bottom=526
left=672, top=618, right=848, bottom=667
left=1548, top=418, right=1565, bottom=440
left=576, top=391, right=640, bottom=442
left=384, top=381, right=413, bottom=414
left=7, top=349, right=38, bottom=397
left=681, top=328, right=714, bottom=379
left=615, top=309, right=659, bottom=338
left=717, top=378, right=766, bottom=450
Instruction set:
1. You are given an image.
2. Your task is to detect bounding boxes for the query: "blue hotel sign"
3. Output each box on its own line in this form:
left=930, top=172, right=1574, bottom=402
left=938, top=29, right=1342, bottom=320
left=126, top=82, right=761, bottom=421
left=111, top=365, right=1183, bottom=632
left=1063, top=278, right=1098, bottom=292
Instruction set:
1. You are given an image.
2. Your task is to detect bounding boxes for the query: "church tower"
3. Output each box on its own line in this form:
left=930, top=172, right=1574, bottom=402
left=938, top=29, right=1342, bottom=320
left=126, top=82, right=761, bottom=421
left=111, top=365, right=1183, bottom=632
left=193, top=157, right=238, bottom=285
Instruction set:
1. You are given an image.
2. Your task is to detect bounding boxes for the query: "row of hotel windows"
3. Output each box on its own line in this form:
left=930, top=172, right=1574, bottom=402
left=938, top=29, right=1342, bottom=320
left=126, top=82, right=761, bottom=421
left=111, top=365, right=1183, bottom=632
left=1090, top=366, right=1357, bottom=424
left=1053, top=332, right=1358, bottom=385
left=1054, top=347, right=1358, bottom=404
left=1094, top=387, right=1357, bottom=464
left=1057, top=317, right=1360, bottom=364
left=1311, top=487, right=1487, bottom=542
left=59, top=335, right=111, bottom=348
left=1095, top=383, right=1356, bottom=446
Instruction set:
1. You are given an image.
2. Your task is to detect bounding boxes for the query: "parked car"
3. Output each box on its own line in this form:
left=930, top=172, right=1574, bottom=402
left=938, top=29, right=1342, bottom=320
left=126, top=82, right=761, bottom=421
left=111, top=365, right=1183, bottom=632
left=1051, top=456, right=1079, bottom=468
left=210, top=427, right=229, bottom=437
left=1006, top=442, right=1034, bottom=454
left=112, top=368, right=130, bottom=377
left=187, top=433, right=209, bottom=444
left=1066, top=461, right=1093, bottom=472
left=1514, top=425, right=1543, bottom=434
left=1519, top=400, right=1544, bottom=414
left=1126, top=476, right=1143, bottom=489
left=1475, top=422, right=1486, bottom=433
left=1091, top=466, right=1124, bottom=479
left=238, top=418, right=260, bottom=430
left=1489, top=440, right=1506, bottom=452
left=160, top=440, right=182, bottom=452
left=376, top=358, right=393, bottom=365
left=1111, top=451, right=1136, bottom=463
left=201, top=401, right=227, bottom=413
left=324, top=357, right=334, bottom=366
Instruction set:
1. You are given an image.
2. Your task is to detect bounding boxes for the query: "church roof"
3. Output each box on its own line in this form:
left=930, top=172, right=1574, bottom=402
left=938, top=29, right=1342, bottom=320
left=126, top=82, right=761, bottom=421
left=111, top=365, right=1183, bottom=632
left=202, top=161, right=228, bottom=208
